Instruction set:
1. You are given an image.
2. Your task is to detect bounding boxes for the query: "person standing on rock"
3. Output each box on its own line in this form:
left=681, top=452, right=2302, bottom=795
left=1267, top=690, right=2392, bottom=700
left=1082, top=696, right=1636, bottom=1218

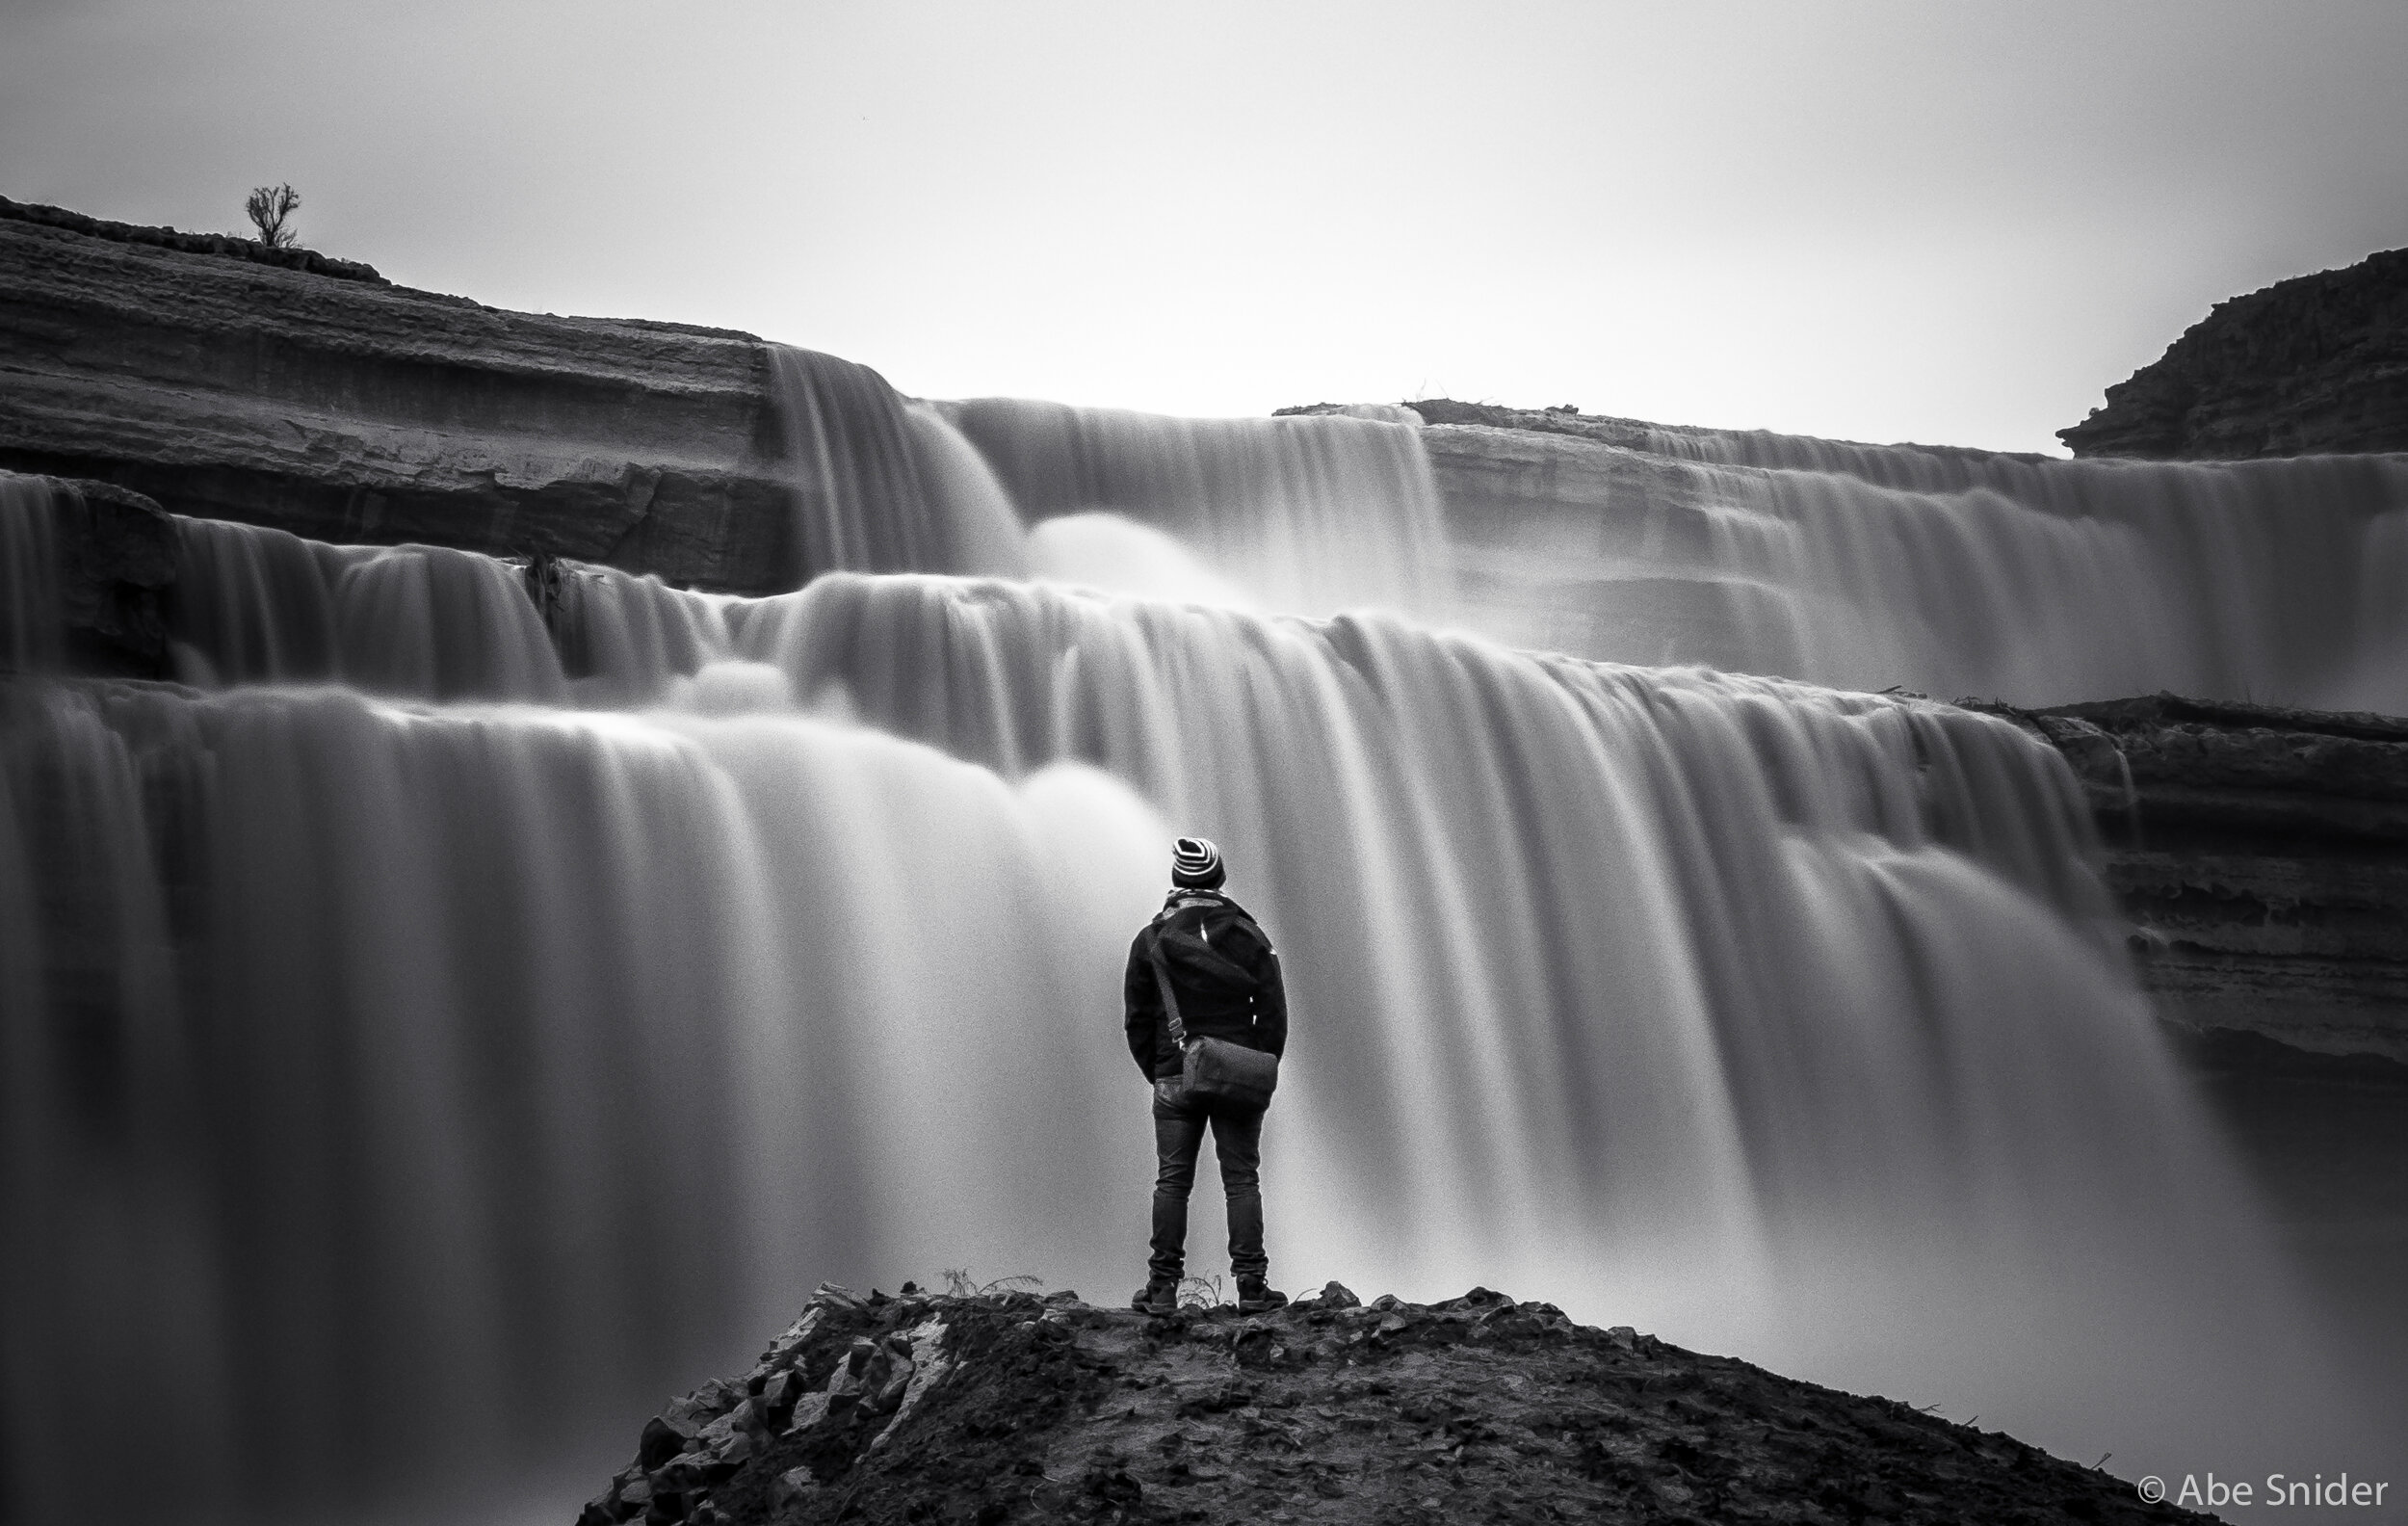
left=1125, top=835, right=1290, bottom=1315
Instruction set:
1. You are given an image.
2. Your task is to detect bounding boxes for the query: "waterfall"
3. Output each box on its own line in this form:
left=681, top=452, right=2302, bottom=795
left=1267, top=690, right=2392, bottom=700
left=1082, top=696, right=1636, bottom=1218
left=164, top=516, right=568, bottom=699
left=1, top=474, right=65, bottom=671
left=761, top=354, right=1443, bottom=620
left=764, top=347, right=1030, bottom=583
left=1, top=483, right=2374, bottom=1520
left=11, top=354, right=2404, bottom=1526
left=939, top=397, right=1451, bottom=618
left=1492, top=421, right=2408, bottom=707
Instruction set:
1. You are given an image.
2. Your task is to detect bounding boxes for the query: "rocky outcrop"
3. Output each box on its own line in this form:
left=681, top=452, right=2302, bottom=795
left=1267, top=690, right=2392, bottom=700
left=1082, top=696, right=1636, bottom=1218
left=0, top=202, right=803, bottom=592
left=1, top=194, right=388, bottom=283
left=583, top=1280, right=2202, bottom=1526
left=2059, top=247, right=2408, bottom=459
left=1996, top=694, right=2408, bottom=1060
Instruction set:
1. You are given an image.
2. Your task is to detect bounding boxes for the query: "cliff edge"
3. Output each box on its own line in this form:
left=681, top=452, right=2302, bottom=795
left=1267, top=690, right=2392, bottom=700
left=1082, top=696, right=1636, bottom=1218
left=0, top=198, right=799, bottom=591
left=2059, top=248, right=2408, bottom=459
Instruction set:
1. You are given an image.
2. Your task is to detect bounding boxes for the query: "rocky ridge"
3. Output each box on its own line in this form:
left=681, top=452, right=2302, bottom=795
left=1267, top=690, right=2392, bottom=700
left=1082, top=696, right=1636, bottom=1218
left=2058, top=247, right=2408, bottom=459
left=0, top=194, right=388, bottom=283
left=582, top=1280, right=2204, bottom=1526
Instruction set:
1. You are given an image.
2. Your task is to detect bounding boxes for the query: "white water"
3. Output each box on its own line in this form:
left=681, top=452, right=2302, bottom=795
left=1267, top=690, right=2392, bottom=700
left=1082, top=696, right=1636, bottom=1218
left=764, top=347, right=1047, bottom=587
left=0, top=473, right=65, bottom=672
left=1508, top=421, right=2408, bottom=708
left=939, top=396, right=1450, bottom=618
left=3, top=467, right=2382, bottom=1520
left=779, top=367, right=2408, bottom=711
left=1, top=400, right=2395, bottom=1526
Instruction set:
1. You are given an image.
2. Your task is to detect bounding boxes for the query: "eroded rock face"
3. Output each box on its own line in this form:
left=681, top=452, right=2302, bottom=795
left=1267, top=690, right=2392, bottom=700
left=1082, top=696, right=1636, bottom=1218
left=0, top=203, right=801, bottom=592
left=2059, top=247, right=2408, bottom=460
left=583, top=1280, right=2207, bottom=1526
left=1996, top=694, right=2408, bottom=1060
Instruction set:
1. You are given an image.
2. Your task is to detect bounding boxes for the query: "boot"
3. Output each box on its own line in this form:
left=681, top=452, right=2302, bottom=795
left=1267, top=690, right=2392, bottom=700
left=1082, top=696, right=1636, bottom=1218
left=1130, top=1277, right=1179, bottom=1315
left=1236, top=1276, right=1288, bottom=1313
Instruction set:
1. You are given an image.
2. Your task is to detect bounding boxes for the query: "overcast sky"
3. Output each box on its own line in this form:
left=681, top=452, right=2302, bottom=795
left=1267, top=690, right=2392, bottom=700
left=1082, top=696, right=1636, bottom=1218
left=5, top=0, right=2403, bottom=454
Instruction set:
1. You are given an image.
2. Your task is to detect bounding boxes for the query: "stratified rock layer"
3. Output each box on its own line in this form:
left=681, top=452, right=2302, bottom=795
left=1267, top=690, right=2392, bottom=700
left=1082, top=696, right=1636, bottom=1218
left=0, top=201, right=800, bottom=592
left=2000, top=694, right=2408, bottom=1060
left=583, top=1281, right=2205, bottom=1526
left=2059, top=247, right=2408, bottom=459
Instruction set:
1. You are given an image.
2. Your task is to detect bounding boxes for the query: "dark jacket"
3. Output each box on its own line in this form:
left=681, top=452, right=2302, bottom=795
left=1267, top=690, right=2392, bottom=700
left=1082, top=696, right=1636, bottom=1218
left=1124, top=888, right=1288, bottom=1082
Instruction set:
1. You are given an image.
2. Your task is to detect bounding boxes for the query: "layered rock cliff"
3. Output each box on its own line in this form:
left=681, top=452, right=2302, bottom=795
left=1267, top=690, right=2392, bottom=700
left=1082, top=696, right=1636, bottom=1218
left=1997, top=694, right=2408, bottom=1062
left=2058, top=247, right=2408, bottom=459
left=581, top=1281, right=2203, bottom=1526
left=0, top=198, right=800, bottom=591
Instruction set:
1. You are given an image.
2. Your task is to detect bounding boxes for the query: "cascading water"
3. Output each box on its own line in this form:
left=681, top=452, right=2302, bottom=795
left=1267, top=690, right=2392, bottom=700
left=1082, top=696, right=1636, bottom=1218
left=0, top=475, right=65, bottom=672
left=1, top=452, right=2380, bottom=1523
left=939, top=397, right=1451, bottom=618
left=765, top=346, right=1030, bottom=583
left=1505, top=419, right=2408, bottom=708
left=167, top=515, right=569, bottom=699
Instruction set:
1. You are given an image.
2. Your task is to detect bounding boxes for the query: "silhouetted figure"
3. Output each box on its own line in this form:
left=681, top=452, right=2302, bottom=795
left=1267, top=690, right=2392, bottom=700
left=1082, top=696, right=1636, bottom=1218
left=1125, top=835, right=1289, bottom=1314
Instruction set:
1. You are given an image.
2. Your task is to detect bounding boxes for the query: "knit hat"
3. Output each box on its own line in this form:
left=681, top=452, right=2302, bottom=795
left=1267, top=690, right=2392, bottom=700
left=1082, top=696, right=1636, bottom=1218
left=1171, top=835, right=1225, bottom=889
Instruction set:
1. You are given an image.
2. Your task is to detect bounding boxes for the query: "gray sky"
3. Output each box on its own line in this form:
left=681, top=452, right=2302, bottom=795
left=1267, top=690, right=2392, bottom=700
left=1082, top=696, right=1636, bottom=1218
left=5, top=0, right=2403, bottom=454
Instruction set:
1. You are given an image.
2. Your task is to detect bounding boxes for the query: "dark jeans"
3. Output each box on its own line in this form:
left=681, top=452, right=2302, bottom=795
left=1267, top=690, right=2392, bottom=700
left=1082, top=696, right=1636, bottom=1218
left=1149, top=1078, right=1268, bottom=1283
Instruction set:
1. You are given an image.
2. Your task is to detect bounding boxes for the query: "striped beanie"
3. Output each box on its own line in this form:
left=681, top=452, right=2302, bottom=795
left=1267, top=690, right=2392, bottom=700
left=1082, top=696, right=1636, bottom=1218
left=1171, top=835, right=1225, bottom=889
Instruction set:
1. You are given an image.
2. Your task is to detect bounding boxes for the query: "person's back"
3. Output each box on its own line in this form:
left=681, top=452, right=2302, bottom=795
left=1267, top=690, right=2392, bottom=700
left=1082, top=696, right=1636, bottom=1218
left=1123, top=835, right=1289, bottom=1314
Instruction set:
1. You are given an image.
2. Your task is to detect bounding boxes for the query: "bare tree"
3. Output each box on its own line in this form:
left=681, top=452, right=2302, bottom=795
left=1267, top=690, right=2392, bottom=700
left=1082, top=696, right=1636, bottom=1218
left=245, top=184, right=301, bottom=249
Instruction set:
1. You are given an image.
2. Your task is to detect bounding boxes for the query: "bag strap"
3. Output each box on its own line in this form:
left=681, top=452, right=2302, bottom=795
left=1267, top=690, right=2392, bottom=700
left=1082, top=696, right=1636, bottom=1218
left=1152, top=926, right=1256, bottom=988
left=1147, top=932, right=1191, bottom=1051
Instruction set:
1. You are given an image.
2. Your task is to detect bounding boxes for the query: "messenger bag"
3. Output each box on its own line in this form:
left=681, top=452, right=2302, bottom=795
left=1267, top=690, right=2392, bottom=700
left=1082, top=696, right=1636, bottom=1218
left=1147, top=929, right=1279, bottom=1109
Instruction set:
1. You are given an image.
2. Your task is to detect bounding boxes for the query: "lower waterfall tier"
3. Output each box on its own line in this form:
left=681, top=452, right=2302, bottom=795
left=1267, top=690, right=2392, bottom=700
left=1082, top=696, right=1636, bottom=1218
left=0, top=565, right=2379, bottom=1521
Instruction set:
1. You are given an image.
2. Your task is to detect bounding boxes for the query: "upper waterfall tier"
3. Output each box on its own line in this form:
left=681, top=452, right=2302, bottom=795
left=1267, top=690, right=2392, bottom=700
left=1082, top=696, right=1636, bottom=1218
left=8, top=202, right=2405, bottom=709
left=939, top=397, right=1448, bottom=618
left=1413, top=399, right=2408, bottom=709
